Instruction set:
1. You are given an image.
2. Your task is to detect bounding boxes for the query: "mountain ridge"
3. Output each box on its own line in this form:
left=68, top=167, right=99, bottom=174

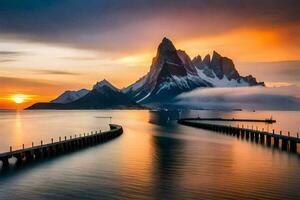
left=27, top=80, right=142, bottom=110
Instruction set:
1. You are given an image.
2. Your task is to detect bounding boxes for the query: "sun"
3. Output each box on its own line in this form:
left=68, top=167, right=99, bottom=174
left=12, top=94, right=26, bottom=104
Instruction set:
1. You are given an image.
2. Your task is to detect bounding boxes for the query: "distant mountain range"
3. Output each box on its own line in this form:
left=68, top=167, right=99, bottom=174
left=27, top=80, right=142, bottom=109
left=27, top=37, right=264, bottom=110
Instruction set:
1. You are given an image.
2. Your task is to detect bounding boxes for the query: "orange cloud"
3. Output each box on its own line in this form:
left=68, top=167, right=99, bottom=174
left=177, top=27, right=300, bottom=62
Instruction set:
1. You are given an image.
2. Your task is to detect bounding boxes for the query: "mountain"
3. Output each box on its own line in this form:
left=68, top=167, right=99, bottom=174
left=28, top=37, right=264, bottom=109
left=51, top=89, right=89, bottom=104
left=27, top=80, right=142, bottom=109
left=122, top=37, right=264, bottom=104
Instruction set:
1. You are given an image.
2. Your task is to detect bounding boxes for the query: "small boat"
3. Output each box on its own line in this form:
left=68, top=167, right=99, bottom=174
left=265, top=116, right=276, bottom=124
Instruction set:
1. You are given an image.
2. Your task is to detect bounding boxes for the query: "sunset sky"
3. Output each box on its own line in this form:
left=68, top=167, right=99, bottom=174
left=1, top=0, right=300, bottom=109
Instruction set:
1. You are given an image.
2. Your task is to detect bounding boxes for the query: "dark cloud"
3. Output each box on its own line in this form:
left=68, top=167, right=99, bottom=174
left=0, top=51, right=25, bottom=62
left=31, top=69, right=81, bottom=75
left=60, top=56, right=98, bottom=61
left=0, top=51, right=22, bottom=55
left=0, top=59, right=16, bottom=63
left=0, top=0, right=299, bottom=52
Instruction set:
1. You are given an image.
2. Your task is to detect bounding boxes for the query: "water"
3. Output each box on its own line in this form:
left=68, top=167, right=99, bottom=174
left=0, top=110, right=299, bottom=200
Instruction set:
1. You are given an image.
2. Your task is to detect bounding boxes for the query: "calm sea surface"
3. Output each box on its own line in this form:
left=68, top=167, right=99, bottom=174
left=0, top=110, right=299, bottom=200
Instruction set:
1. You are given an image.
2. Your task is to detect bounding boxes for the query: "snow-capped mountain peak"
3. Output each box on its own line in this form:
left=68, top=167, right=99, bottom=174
left=51, top=89, right=89, bottom=104
left=122, top=37, right=264, bottom=104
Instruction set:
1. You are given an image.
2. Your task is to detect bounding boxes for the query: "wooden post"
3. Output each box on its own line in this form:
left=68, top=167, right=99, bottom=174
left=266, top=135, right=271, bottom=146
left=246, top=131, right=249, bottom=140
left=51, top=138, right=53, bottom=143
left=1, top=157, right=9, bottom=168
left=274, top=137, right=279, bottom=147
left=59, top=137, right=61, bottom=142
left=290, top=139, right=297, bottom=152
left=10, top=146, right=12, bottom=152
left=260, top=133, right=265, bottom=144
left=22, top=144, right=24, bottom=149
left=241, top=130, right=245, bottom=138
left=32, top=142, right=34, bottom=147
left=255, top=132, right=259, bottom=142
left=282, top=138, right=288, bottom=150
left=41, top=140, right=43, bottom=146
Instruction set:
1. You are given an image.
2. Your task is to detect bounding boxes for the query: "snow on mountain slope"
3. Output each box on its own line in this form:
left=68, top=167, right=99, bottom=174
left=51, top=89, right=89, bottom=104
left=122, top=74, right=148, bottom=94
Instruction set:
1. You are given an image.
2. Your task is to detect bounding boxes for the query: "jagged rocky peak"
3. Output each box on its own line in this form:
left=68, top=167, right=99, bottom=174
left=177, top=49, right=196, bottom=74
left=193, top=54, right=210, bottom=71
left=154, top=37, right=183, bottom=65
left=192, top=55, right=202, bottom=67
left=201, top=54, right=211, bottom=67
left=210, top=51, right=240, bottom=80
left=158, top=37, right=177, bottom=54
left=240, top=75, right=265, bottom=86
left=148, top=37, right=186, bottom=87
left=92, top=79, right=119, bottom=92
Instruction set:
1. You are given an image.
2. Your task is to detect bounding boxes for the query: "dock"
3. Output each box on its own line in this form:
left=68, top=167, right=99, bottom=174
left=178, top=119, right=299, bottom=153
left=182, top=117, right=276, bottom=123
left=0, top=124, right=123, bottom=168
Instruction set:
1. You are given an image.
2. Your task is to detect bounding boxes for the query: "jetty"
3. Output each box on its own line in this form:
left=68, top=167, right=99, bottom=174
left=0, top=124, right=123, bottom=168
left=178, top=118, right=299, bottom=153
left=182, top=117, right=276, bottom=123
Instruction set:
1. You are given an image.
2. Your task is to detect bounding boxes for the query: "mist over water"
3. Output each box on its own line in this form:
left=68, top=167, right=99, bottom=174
left=176, top=86, right=300, bottom=110
left=0, top=110, right=299, bottom=200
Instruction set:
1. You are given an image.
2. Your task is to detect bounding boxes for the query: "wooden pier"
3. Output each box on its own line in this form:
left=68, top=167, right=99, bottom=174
left=178, top=119, right=299, bottom=153
left=0, top=124, right=123, bottom=168
left=182, top=117, right=276, bottom=123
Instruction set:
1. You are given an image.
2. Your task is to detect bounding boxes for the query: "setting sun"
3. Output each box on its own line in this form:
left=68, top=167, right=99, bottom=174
left=11, top=94, right=26, bottom=104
